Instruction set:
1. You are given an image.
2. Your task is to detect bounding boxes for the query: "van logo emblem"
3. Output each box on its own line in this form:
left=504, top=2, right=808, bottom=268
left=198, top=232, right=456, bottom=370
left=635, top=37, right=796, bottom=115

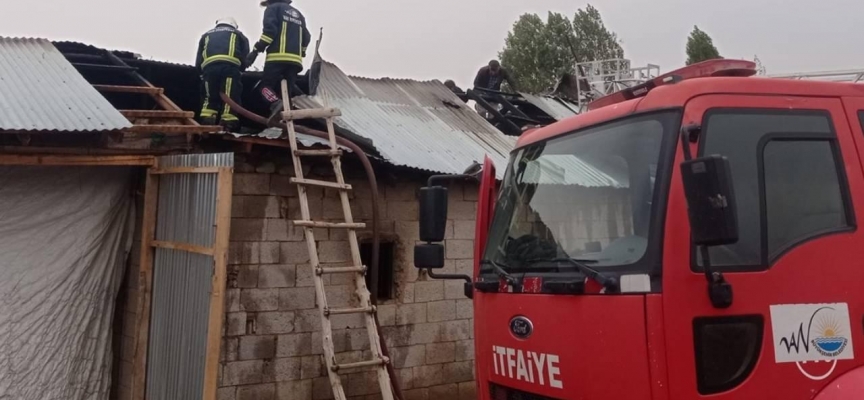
left=509, top=316, right=533, bottom=339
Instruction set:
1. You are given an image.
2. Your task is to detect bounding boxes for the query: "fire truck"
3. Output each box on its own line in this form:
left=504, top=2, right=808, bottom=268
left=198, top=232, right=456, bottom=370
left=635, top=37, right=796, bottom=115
left=414, top=59, right=864, bottom=399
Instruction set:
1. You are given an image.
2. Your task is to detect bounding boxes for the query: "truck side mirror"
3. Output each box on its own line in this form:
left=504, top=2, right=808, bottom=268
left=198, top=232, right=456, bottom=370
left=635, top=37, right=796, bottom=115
left=414, top=243, right=445, bottom=269
left=419, top=186, right=448, bottom=242
left=680, top=155, right=739, bottom=246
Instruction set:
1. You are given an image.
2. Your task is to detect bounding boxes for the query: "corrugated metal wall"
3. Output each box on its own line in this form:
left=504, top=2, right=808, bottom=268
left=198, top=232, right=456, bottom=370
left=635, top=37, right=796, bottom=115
left=146, top=154, right=233, bottom=400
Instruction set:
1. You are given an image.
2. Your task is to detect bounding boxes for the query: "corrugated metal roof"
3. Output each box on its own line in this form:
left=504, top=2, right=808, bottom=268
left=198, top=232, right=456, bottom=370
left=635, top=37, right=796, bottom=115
left=229, top=128, right=351, bottom=151
left=519, top=92, right=580, bottom=121
left=525, top=155, right=626, bottom=188
left=295, top=61, right=516, bottom=177
left=0, top=37, right=131, bottom=133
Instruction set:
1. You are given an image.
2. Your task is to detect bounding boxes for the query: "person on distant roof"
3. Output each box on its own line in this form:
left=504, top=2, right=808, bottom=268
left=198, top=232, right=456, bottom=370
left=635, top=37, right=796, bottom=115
left=474, top=60, right=518, bottom=92
left=444, top=80, right=464, bottom=94
left=247, top=0, right=311, bottom=118
left=195, top=17, right=251, bottom=132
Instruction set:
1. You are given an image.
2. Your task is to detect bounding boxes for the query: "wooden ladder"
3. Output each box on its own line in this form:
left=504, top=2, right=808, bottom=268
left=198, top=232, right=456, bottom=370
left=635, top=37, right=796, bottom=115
left=279, top=80, right=395, bottom=400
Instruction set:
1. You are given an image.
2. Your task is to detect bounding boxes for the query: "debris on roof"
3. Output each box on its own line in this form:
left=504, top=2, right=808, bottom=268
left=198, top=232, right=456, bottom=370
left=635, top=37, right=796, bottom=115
left=0, top=37, right=131, bottom=133
left=294, top=60, right=516, bottom=177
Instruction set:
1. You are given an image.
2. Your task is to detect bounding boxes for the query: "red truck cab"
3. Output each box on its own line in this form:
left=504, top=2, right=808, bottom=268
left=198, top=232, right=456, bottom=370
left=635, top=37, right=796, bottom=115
left=415, top=60, right=864, bottom=399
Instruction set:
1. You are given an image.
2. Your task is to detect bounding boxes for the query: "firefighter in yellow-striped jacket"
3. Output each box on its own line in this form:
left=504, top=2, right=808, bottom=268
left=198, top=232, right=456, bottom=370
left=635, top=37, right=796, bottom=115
left=195, top=17, right=251, bottom=131
left=247, top=0, right=311, bottom=116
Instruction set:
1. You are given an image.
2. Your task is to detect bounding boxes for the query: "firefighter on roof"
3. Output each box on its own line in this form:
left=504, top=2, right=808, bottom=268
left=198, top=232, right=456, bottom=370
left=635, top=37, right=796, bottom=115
left=248, top=0, right=311, bottom=116
left=195, top=17, right=251, bottom=132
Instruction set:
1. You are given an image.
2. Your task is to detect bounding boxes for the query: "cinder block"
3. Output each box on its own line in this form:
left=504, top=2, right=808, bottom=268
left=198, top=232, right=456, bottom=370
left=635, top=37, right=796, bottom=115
left=345, top=329, right=370, bottom=351
left=444, top=280, right=466, bottom=300
left=462, top=183, right=479, bottom=201
left=425, top=342, right=456, bottom=364
left=321, top=330, right=347, bottom=353
left=452, top=221, right=475, bottom=240
left=232, top=196, right=269, bottom=218
left=330, top=313, right=365, bottom=330
left=447, top=182, right=463, bottom=203
left=258, top=312, right=296, bottom=334
left=440, top=320, right=472, bottom=342
left=241, top=289, right=279, bottom=312
left=444, top=240, right=473, bottom=260
left=447, top=201, right=477, bottom=221
left=455, top=260, right=474, bottom=277
left=261, top=242, right=281, bottom=264
left=266, top=219, right=298, bottom=242
left=429, top=384, right=458, bottom=399
left=226, top=289, right=241, bottom=312
left=234, top=265, right=259, bottom=288
left=229, top=242, right=260, bottom=265
left=318, top=241, right=352, bottom=263
left=301, top=355, right=324, bottom=379
left=397, top=282, right=415, bottom=303
left=234, top=173, right=270, bottom=195
left=273, top=357, right=301, bottom=382
left=222, top=360, right=264, bottom=386
left=324, top=285, right=357, bottom=308
left=397, top=367, right=414, bottom=390
left=238, top=383, right=276, bottom=400
left=455, top=340, right=475, bottom=361
left=231, top=219, right=266, bottom=242
left=256, top=162, right=277, bottom=174
left=226, top=312, right=248, bottom=336
left=396, top=303, right=427, bottom=325
left=457, top=381, right=476, bottom=400
left=412, top=364, right=445, bottom=388
left=270, top=175, right=297, bottom=197
left=414, top=281, right=444, bottom=303
left=394, top=221, right=420, bottom=242
left=402, top=388, right=429, bottom=400
left=312, top=376, right=336, bottom=400
left=239, top=335, right=277, bottom=360
left=346, top=371, right=380, bottom=397
left=408, top=322, right=442, bottom=345
left=277, top=379, right=313, bottom=400
left=442, top=361, right=475, bottom=383
left=387, top=201, right=419, bottom=221
left=389, top=345, right=426, bottom=368
left=376, top=304, right=396, bottom=326
left=217, top=387, right=236, bottom=400
left=427, top=300, right=457, bottom=322
left=294, top=309, right=323, bottom=332
left=385, top=182, right=417, bottom=201
left=456, top=299, right=473, bottom=320
left=259, top=265, right=297, bottom=288
left=280, top=242, right=310, bottom=264
left=276, top=333, right=313, bottom=357
left=322, top=197, right=344, bottom=220
left=296, top=264, right=330, bottom=287
left=222, top=337, right=239, bottom=362
left=279, top=287, right=316, bottom=311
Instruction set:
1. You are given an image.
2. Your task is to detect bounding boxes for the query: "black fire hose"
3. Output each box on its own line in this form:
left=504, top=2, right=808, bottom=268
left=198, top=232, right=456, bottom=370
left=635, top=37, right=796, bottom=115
left=220, top=94, right=403, bottom=400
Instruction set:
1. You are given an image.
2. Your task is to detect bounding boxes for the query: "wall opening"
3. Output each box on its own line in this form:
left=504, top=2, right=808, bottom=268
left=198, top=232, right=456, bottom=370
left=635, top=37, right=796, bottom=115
left=360, top=241, right=395, bottom=300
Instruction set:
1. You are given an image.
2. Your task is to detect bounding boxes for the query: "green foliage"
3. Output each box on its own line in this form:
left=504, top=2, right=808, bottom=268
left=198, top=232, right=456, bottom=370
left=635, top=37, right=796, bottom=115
left=685, top=26, right=721, bottom=65
left=499, top=5, right=624, bottom=93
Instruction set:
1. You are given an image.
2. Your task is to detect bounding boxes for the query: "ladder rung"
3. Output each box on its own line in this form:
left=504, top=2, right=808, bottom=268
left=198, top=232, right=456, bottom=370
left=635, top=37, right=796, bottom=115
left=290, top=177, right=352, bottom=190
left=317, top=266, right=366, bottom=275
left=93, top=84, right=163, bottom=95
left=325, top=306, right=375, bottom=316
left=294, top=221, right=366, bottom=229
left=283, top=107, right=342, bottom=120
left=294, top=149, right=343, bottom=157
left=332, top=357, right=389, bottom=372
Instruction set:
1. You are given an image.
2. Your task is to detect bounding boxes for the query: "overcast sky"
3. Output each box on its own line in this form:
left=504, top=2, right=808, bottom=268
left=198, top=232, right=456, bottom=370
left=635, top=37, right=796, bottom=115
left=6, top=0, right=864, bottom=88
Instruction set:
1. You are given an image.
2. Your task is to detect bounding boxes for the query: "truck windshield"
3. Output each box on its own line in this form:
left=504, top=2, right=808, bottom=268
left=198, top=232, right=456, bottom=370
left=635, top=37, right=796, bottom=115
left=481, top=111, right=678, bottom=277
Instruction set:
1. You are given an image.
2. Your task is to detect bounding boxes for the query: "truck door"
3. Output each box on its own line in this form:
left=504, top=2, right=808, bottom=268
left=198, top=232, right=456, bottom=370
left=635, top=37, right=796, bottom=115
left=664, top=95, right=864, bottom=399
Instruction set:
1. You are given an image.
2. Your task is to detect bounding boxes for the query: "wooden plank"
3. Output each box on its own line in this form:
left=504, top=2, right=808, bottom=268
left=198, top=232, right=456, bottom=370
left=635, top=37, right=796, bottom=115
left=120, top=110, right=196, bottom=119
left=0, top=154, right=156, bottom=166
left=125, top=125, right=222, bottom=134
left=151, top=240, right=214, bottom=256
left=132, top=171, right=159, bottom=400
left=290, top=177, right=352, bottom=190
left=295, top=149, right=343, bottom=157
left=150, top=166, right=228, bottom=175
left=202, top=168, right=234, bottom=400
left=293, top=221, right=366, bottom=229
left=282, top=107, right=342, bottom=121
left=93, top=84, right=163, bottom=94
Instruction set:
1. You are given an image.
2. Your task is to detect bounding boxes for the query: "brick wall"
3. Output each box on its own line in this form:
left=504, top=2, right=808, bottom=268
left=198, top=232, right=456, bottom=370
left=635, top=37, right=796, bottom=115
left=219, top=156, right=478, bottom=400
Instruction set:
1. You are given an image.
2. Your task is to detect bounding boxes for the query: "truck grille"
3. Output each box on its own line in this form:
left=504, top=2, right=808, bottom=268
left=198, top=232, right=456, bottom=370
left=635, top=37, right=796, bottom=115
left=489, top=383, right=558, bottom=400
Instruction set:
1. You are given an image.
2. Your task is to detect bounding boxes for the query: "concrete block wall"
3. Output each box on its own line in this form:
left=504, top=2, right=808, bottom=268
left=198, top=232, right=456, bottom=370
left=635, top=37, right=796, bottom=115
left=219, top=156, right=479, bottom=400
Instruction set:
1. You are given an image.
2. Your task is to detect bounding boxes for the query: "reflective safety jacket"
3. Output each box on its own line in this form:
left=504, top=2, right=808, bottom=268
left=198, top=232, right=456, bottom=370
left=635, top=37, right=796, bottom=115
left=196, top=25, right=251, bottom=70
left=255, top=1, right=311, bottom=65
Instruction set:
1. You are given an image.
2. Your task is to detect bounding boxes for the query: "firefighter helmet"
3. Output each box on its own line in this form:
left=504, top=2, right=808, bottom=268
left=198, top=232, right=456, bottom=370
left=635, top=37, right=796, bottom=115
left=215, top=17, right=238, bottom=29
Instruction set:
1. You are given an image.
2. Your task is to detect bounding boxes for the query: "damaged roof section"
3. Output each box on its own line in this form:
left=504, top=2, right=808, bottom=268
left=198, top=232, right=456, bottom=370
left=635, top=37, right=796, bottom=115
left=0, top=37, right=131, bottom=133
left=295, top=61, right=515, bottom=177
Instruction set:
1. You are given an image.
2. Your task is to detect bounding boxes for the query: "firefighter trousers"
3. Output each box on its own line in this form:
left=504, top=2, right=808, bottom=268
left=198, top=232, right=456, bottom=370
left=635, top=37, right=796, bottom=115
left=259, top=61, right=304, bottom=106
left=201, top=63, right=243, bottom=122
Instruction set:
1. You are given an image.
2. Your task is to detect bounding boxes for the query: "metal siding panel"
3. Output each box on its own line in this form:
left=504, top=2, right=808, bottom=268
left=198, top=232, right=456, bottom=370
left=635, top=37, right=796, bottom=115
left=146, top=153, right=233, bottom=399
left=295, top=61, right=516, bottom=177
left=0, top=37, right=131, bottom=132
left=519, top=92, right=580, bottom=121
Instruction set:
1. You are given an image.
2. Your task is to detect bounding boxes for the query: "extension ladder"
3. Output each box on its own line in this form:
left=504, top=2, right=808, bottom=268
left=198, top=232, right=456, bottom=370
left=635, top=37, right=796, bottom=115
left=279, top=81, right=395, bottom=400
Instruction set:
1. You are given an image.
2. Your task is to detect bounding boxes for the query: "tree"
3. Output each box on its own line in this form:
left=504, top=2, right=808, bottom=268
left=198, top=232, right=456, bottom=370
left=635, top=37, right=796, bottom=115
left=499, top=5, right=624, bottom=93
left=685, top=26, right=721, bottom=65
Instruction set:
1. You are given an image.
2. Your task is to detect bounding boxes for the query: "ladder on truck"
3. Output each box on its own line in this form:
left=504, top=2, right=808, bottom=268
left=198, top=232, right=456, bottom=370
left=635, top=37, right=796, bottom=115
left=279, top=80, right=395, bottom=400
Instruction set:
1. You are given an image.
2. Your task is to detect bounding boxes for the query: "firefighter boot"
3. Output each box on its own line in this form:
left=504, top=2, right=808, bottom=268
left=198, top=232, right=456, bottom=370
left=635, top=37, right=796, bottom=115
left=201, top=116, right=218, bottom=126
